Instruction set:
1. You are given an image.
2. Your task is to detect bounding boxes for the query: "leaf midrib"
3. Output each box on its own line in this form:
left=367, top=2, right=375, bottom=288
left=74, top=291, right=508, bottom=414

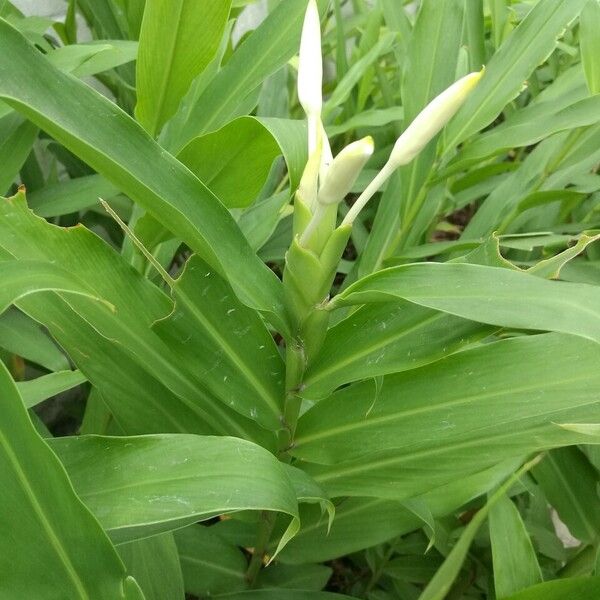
left=296, top=370, right=598, bottom=447
left=143, top=0, right=185, bottom=138
left=312, top=397, right=600, bottom=484
left=0, top=429, right=90, bottom=598
left=175, top=284, right=282, bottom=420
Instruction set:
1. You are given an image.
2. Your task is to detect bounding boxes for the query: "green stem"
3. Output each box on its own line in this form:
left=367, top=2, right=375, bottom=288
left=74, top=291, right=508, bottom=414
left=245, top=511, right=277, bottom=587
left=280, top=339, right=306, bottom=454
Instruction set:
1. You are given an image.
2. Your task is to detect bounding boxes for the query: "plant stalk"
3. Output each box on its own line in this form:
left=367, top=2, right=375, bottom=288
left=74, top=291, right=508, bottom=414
left=245, top=511, right=277, bottom=588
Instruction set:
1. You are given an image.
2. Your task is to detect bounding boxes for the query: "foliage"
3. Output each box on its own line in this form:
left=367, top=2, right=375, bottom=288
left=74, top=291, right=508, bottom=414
left=0, top=0, right=600, bottom=598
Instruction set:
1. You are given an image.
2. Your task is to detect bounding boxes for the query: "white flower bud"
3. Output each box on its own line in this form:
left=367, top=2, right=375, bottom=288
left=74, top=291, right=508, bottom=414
left=341, top=70, right=483, bottom=226
left=318, top=137, right=374, bottom=205
left=297, top=0, right=323, bottom=118
left=389, top=70, right=484, bottom=168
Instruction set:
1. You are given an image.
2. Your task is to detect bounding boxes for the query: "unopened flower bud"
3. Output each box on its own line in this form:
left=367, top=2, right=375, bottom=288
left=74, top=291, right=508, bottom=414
left=341, top=70, right=483, bottom=226
left=318, top=137, right=374, bottom=205
left=298, top=0, right=323, bottom=118
left=389, top=70, right=484, bottom=168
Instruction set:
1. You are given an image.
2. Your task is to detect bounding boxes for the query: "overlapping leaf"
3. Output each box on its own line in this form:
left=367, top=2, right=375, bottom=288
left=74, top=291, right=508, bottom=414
left=0, top=19, right=287, bottom=331
left=50, top=434, right=299, bottom=544
left=294, top=334, right=600, bottom=498
left=0, top=361, right=143, bottom=599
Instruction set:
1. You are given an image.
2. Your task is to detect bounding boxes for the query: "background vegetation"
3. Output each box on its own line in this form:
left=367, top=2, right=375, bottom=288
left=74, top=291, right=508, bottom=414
left=1, top=0, right=600, bottom=598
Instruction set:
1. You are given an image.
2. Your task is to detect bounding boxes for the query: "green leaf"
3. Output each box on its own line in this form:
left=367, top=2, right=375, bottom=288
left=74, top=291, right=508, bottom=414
left=135, top=0, right=232, bottom=137
left=502, top=577, right=600, bottom=600
left=331, top=262, right=600, bottom=344
left=27, top=174, right=120, bottom=217
left=465, top=0, right=485, bottom=71
left=279, top=461, right=520, bottom=564
left=177, top=117, right=281, bottom=208
left=153, top=256, right=284, bottom=430
left=0, top=112, right=37, bottom=194
left=16, top=370, right=87, bottom=408
left=0, top=360, right=143, bottom=599
left=0, top=19, right=287, bottom=332
left=461, top=133, right=567, bottom=238
left=451, top=95, right=600, bottom=169
left=77, top=0, right=128, bottom=39
left=0, top=193, right=272, bottom=443
left=444, top=0, right=588, bottom=151
left=0, top=259, right=115, bottom=313
left=258, top=562, right=332, bottom=590
left=56, top=41, right=139, bottom=78
left=580, top=0, right=600, bottom=94
left=0, top=308, right=69, bottom=371
left=399, top=0, right=464, bottom=213
left=533, top=448, right=600, bottom=544
left=295, top=333, right=600, bottom=498
left=118, top=533, right=185, bottom=600
left=489, top=494, right=543, bottom=598
left=303, top=302, right=491, bottom=399
left=323, top=32, right=396, bottom=117
left=49, top=434, right=300, bottom=544
left=217, top=592, right=355, bottom=600
left=528, top=234, right=600, bottom=279
left=384, top=555, right=442, bottom=584
left=175, top=525, right=248, bottom=596
left=418, top=458, right=540, bottom=600
left=238, top=191, right=291, bottom=251
left=326, top=106, right=404, bottom=137
left=163, top=0, right=329, bottom=149
left=256, top=117, right=308, bottom=193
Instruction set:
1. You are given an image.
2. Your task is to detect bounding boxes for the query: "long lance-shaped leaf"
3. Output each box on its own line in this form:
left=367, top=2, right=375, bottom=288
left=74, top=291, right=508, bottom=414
left=0, top=19, right=287, bottom=334
left=0, top=308, right=69, bottom=372
left=0, top=259, right=115, bottom=314
left=217, top=593, right=355, bottom=600
left=418, top=458, right=541, bottom=600
left=135, top=0, right=232, bottom=137
left=532, top=447, right=600, bottom=544
left=0, top=361, right=144, bottom=599
left=501, top=577, right=600, bottom=600
left=49, top=434, right=300, bottom=547
left=118, top=533, right=185, bottom=600
left=303, top=301, right=491, bottom=399
left=329, top=262, right=600, bottom=343
left=0, top=194, right=274, bottom=444
left=294, top=333, right=600, bottom=498
left=489, top=494, right=543, bottom=598
left=294, top=332, right=600, bottom=463
left=175, top=525, right=247, bottom=596
left=449, top=95, right=600, bottom=171
left=398, top=0, right=464, bottom=217
left=443, top=0, right=589, bottom=151
left=17, top=370, right=88, bottom=409
left=278, top=460, right=520, bottom=564
left=163, top=0, right=328, bottom=150
left=153, top=256, right=284, bottom=430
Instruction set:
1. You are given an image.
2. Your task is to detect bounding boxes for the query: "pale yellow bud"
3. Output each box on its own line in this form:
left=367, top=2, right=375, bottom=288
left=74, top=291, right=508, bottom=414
left=318, top=137, right=374, bottom=205
left=342, top=69, right=483, bottom=226
left=389, top=70, right=484, bottom=168
left=297, top=0, right=323, bottom=118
